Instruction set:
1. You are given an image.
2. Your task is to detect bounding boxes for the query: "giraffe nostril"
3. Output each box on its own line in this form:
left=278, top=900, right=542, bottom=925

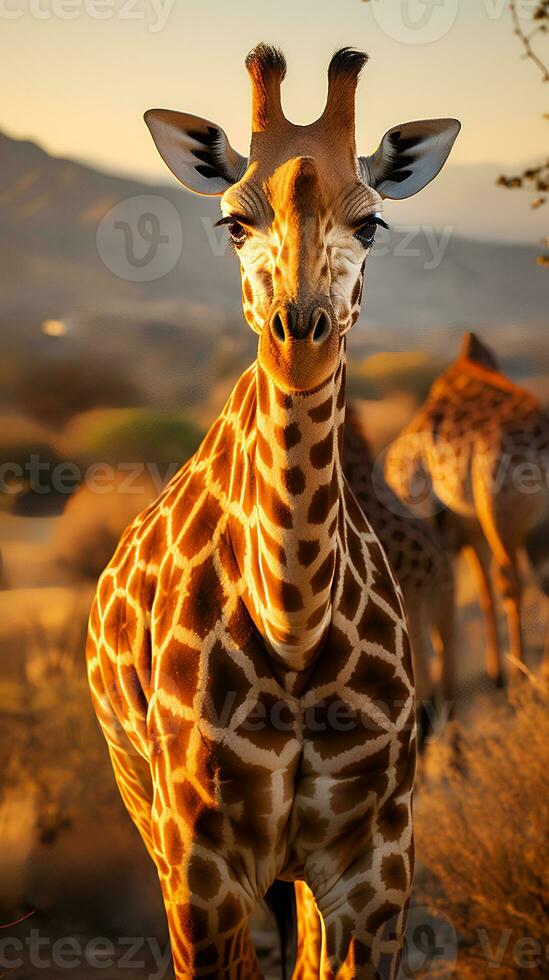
left=271, top=311, right=286, bottom=344
left=311, top=309, right=331, bottom=345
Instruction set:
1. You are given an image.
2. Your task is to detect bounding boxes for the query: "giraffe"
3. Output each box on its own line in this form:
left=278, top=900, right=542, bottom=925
left=86, top=45, right=460, bottom=979
left=385, top=331, right=549, bottom=684
left=343, top=407, right=455, bottom=743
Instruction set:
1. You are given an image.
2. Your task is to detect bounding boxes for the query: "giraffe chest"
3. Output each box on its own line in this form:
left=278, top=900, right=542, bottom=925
left=179, top=632, right=412, bottom=886
left=146, top=482, right=413, bottom=887
left=152, top=543, right=412, bottom=884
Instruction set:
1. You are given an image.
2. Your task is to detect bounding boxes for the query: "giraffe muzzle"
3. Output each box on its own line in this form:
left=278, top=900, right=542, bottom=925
left=259, top=303, right=339, bottom=392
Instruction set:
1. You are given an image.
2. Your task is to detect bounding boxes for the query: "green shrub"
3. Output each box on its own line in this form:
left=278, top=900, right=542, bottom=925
left=64, top=407, right=203, bottom=471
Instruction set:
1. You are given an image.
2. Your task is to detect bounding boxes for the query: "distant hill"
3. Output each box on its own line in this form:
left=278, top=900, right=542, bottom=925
left=0, top=129, right=237, bottom=318
left=1, top=129, right=547, bottom=410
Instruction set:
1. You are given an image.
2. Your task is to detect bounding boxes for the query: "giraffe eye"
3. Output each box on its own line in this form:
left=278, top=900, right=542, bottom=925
left=354, top=214, right=389, bottom=250
left=355, top=222, right=377, bottom=249
left=215, top=214, right=252, bottom=249
left=227, top=221, right=248, bottom=248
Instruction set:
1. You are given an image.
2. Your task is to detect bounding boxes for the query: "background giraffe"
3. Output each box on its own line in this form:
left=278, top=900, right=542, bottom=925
left=86, top=45, right=459, bottom=978
left=385, top=332, right=549, bottom=684
left=343, top=408, right=455, bottom=742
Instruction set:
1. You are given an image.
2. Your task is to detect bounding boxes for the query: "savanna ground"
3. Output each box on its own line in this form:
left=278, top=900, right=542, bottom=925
left=0, top=343, right=548, bottom=980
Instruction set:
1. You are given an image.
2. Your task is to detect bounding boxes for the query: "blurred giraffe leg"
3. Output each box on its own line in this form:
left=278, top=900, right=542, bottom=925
left=472, top=457, right=525, bottom=676
left=502, top=578, right=524, bottom=672
left=462, top=541, right=502, bottom=684
left=486, top=546, right=524, bottom=674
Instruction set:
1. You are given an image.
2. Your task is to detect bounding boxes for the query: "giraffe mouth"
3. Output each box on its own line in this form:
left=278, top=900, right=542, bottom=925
left=258, top=326, right=340, bottom=393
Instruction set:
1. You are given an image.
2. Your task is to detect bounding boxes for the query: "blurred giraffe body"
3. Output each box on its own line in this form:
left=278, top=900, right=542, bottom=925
left=344, top=408, right=455, bottom=732
left=86, top=44, right=460, bottom=979
left=385, top=332, right=549, bottom=681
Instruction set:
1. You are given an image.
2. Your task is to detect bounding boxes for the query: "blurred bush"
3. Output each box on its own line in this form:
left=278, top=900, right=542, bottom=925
left=64, top=407, right=203, bottom=471
left=347, top=351, right=447, bottom=402
left=14, top=353, right=142, bottom=428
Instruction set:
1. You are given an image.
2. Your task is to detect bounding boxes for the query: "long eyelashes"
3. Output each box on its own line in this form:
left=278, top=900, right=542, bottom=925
left=215, top=215, right=252, bottom=251
left=354, top=213, right=389, bottom=250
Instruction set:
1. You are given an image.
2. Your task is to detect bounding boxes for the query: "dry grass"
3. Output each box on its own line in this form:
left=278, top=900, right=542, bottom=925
left=0, top=601, right=166, bottom=936
left=417, top=681, right=549, bottom=977
left=0, top=608, right=115, bottom=894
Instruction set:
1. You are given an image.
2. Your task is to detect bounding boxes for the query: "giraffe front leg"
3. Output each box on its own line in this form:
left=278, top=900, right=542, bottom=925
left=149, top=753, right=262, bottom=980
left=292, top=881, right=408, bottom=980
left=307, top=782, right=414, bottom=980
left=152, top=834, right=262, bottom=980
left=316, top=848, right=412, bottom=980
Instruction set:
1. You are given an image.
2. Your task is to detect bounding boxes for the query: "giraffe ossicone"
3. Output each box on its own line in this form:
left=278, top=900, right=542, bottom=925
left=87, top=44, right=460, bottom=979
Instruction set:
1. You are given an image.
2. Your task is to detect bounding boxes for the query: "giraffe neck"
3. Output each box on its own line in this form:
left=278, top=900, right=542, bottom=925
left=251, top=343, right=346, bottom=672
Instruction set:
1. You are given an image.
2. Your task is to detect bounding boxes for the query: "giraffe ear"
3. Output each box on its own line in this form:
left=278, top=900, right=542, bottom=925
left=144, top=109, right=248, bottom=196
left=359, top=118, right=461, bottom=200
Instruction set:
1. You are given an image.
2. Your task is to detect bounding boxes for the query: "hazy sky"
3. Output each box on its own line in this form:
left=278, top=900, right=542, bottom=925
left=1, top=0, right=547, bottom=179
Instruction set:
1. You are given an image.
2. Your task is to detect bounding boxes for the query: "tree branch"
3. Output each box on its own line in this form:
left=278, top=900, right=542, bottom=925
left=510, top=0, right=549, bottom=81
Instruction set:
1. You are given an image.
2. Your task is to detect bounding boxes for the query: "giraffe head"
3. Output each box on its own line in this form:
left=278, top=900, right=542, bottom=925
left=145, top=45, right=460, bottom=392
